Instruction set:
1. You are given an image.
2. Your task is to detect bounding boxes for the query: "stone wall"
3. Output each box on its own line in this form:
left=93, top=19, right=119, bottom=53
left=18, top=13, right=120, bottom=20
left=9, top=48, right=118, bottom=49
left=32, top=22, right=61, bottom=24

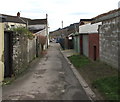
left=99, top=16, right=120, bottom=69
left=13, top=33, right=37, bottom=75
left=27, top=38, right=36, bottom=63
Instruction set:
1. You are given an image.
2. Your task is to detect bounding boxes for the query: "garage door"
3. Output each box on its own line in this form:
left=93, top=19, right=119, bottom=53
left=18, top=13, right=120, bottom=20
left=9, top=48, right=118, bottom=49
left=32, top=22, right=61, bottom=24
left=83, top=35, right=88, bottom=57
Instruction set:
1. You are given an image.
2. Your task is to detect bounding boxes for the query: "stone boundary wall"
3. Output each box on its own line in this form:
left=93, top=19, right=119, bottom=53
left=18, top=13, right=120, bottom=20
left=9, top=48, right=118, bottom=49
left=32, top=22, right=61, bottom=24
left=13, top=33, right=37, bottom=75
left=99, top=16, right=120, bottom=69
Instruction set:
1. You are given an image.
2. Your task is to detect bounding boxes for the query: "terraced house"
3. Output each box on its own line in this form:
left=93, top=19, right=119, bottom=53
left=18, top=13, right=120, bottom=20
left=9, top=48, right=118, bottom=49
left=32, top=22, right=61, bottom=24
left=1, top=12, right=49, bottom=79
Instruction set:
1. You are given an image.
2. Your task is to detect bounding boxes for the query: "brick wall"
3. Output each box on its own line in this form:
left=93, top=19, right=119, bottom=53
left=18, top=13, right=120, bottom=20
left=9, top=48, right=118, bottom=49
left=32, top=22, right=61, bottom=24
left=99, top=16, right=120, bottom=69
left=89, top=33, right=99, bottom=60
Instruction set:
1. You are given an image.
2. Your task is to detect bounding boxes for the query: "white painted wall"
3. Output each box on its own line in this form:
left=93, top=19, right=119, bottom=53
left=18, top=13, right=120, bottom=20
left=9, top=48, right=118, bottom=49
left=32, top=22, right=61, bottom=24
left=79, top=22, right=102, bottom=34
left=4, top=22, right=26, bottom=30
left=36, top=28, right=47, bottom=36
left=28, top=24, right=46, bottom=30
left=35, top=29, right=48, bottom=50
left=0, top=22, right=4, bottom=83
left=83, top=35, right=89, bottom=57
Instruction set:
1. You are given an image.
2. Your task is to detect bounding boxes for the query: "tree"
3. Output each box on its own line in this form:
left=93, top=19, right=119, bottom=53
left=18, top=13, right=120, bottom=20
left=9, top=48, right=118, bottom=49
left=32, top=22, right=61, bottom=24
left=38, top=35, right=47, bottom=51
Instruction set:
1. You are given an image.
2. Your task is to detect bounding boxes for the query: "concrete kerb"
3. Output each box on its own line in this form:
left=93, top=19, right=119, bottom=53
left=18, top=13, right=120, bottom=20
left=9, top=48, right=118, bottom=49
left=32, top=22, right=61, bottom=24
left=60, top=48, right=97, bottom=101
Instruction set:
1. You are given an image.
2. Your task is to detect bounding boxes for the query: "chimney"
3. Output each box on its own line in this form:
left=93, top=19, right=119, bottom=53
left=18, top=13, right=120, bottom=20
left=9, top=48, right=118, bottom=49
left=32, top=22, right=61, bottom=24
left=46, top=14, right=48, bottom=19
left=17, top=12, right=20, bottom=17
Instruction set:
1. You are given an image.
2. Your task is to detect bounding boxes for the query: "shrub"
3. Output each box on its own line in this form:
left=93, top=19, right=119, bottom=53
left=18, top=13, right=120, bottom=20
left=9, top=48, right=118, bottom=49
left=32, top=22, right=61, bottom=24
left=12, top=27, right=34, bottom=40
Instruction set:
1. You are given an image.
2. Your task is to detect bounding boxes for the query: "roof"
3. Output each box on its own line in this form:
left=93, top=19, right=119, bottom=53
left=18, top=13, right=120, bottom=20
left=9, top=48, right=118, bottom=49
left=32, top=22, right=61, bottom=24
left=29, top=19, right=47, bottom=25
left=80, top=19, right=93, bottom=22
left=2, top=14, right=29, bottom=24
left=92, top=8, right=120, bottom=23
left=1, top=14, right=47, bottom=25
left=79, top=19, right=93, bottom=25
left=0, top=14, right=6, bottom=22
left=67, top=23, right=79, bottom=34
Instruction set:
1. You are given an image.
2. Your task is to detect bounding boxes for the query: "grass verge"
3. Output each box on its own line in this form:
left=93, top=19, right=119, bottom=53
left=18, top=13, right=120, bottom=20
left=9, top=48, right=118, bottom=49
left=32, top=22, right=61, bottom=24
left=68, top=55, right=90, bottom=68
left=92, top=76, right=119, bottom=100
left=68, top=55, right=119, bottom=100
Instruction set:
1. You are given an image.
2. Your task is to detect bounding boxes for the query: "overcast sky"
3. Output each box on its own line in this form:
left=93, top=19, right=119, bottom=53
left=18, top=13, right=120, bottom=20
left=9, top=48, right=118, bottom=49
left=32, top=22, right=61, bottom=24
left=0, top=0, right=119, bottom=31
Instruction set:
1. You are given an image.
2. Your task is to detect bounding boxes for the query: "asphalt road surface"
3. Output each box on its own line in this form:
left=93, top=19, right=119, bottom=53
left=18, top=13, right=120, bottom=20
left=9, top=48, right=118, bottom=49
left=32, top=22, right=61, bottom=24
left=2, top=43, right=90, bottom=101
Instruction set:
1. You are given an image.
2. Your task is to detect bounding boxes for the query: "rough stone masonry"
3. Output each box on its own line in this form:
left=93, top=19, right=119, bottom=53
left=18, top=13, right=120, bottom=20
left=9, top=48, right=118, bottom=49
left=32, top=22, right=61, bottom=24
left=99, top=15, right=120, bottom=70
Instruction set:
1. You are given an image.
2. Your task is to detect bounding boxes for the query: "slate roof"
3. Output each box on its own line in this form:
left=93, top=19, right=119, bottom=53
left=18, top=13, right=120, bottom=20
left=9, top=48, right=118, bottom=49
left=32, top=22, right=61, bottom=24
left=0, top=14, right=6, bottom=22
left=93, top=8, right=120, bottom=19
left=92, top=8, right=120, bottom=23
left=67, top=23, right=79, bottom=34
left=2, top=14, right=29, bottom=24
left=1, top=14, right=47, bottom=25
left=29, top=19, right=47, bottom=25
left=80, top=19, right=93, bottom=22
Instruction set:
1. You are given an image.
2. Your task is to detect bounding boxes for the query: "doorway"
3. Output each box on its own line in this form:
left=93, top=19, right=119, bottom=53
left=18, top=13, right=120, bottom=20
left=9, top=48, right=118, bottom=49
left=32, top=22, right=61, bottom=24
left=93, top=46, right=97, bottom=61
left=4, top=31, right=13, bottom=77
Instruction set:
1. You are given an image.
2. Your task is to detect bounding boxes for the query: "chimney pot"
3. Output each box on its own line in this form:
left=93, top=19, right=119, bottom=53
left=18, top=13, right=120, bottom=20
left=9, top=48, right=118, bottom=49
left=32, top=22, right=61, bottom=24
left=46, top=14, right=48, bottom=19
left=17, top=12, right=20, bottom=17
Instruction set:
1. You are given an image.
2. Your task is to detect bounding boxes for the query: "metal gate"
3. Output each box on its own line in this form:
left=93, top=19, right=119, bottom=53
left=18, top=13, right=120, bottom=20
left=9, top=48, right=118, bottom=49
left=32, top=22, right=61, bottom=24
left=4, top=31, right=13, bottom=77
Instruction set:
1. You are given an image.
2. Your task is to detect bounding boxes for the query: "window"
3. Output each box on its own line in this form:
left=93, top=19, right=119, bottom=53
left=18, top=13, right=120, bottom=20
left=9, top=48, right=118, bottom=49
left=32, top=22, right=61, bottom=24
left=11, top=25, right=15, bottom=28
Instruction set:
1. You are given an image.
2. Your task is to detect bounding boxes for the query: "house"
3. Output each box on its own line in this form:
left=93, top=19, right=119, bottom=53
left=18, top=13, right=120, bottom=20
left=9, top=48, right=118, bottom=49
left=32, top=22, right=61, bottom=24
left=50, top=27, right=68, bottom=41
left=30, top=14, right=49, bottom=49
left=50, top=26, right=69, bottom=49
left=79, top=22, right=101, bottom=60
left=1, top=12, right=49, bottom=77
left=67, top=23, right=79, bottom=52
left=3, top=12, right=27, bottom=30
left=92, top=8, right=120, bottom=69
left=0, top=15, right=5, bottom=82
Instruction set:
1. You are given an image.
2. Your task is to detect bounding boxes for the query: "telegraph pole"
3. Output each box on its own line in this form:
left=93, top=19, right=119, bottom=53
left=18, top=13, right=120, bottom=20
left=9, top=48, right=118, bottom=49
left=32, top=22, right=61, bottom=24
left=61, top=21, right=63, bottom=37
left=62, top=21, right=63, bottom=29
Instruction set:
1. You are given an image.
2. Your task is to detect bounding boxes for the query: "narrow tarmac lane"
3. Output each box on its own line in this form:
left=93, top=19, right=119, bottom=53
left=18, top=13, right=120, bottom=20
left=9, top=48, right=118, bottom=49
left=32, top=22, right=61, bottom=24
left=3, top=43, right=90, bottom=100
